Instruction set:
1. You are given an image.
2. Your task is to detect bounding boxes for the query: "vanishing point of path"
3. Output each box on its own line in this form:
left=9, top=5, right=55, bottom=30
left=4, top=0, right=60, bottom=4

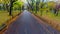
left=4, top=10, right=60, bottom=34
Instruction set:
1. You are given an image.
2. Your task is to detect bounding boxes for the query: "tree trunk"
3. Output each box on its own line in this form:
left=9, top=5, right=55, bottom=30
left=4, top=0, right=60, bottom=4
left=9, top=0, right=13, bottom=16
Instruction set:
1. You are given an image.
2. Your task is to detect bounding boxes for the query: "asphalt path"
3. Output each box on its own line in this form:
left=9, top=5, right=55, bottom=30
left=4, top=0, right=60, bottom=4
left=4, top=10, right=60, bottom=34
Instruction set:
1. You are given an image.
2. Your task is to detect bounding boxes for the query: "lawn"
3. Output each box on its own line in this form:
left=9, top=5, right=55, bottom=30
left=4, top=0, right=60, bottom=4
left=0, top=11, right=11, bottom=27
left=0, top=10, right=20, bottom=27
left=36, top=10, right=60, bottom=23
left=34, top=9, right=60, bottom=31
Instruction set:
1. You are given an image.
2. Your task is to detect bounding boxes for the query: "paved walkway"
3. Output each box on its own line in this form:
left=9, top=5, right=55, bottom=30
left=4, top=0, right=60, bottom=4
left=4, top=10, right=60, bottom=34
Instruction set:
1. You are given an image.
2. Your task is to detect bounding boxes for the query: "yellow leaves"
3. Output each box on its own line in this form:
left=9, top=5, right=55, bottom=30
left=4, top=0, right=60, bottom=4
left=47, top=1, right=56, bottom=8
left=0, top=0, right=3, bottom=3
left=0, top=0, right=2, bottom=2
left=0, top=0, right=10, bottom=4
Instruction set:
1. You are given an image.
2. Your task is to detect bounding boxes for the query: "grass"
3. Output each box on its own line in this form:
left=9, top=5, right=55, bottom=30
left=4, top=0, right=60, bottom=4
left=0, top=11, right=11, bottom=27
left=12, top=10, right=21, bottom=17
left=0, top=10, right=20, bottom=27
left=35, top=10, right=60, bottom=31
left=36, top=10, right=60, bottom=23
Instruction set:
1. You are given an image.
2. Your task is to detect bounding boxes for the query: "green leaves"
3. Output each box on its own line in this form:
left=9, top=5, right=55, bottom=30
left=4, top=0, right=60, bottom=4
left=13, top=1, right=24, bottom=10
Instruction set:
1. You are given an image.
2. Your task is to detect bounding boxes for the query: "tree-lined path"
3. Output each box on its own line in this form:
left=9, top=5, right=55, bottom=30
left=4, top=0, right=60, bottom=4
left=4, top=10, right=60, bottom=34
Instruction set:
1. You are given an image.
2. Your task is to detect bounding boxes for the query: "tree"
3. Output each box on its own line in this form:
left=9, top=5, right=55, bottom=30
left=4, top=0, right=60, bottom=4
left=13, top=1, right=24, bottom=11
left=0, top=0, right=10, bottom=10
left=40, top=0, right=44, bottom=16
left=0, top=0, right=17, bottom=15
left=9, top=0, right=17, bottom=16
left=35, top=0, right=40, bottom=13
left=47, top=1, right=59, bottom=16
